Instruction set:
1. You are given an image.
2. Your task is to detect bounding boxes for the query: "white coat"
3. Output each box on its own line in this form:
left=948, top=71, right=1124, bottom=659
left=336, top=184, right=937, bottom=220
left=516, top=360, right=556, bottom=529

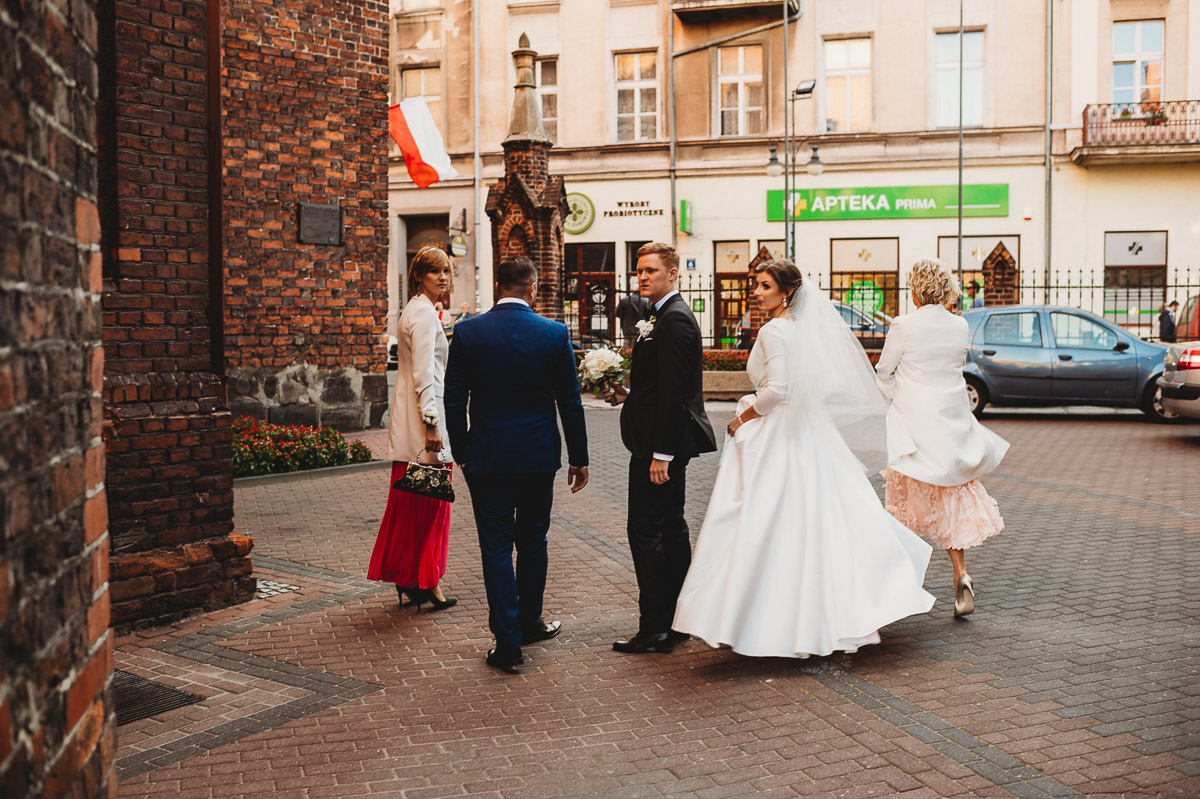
left=386, top=294, right=451, bottom=464
left=875, top=304, right=1008, bottom=487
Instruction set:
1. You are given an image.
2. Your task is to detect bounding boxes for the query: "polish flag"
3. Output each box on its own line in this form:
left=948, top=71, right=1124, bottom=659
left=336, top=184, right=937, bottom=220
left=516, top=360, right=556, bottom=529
left=388, top=97, right=459, bottom=189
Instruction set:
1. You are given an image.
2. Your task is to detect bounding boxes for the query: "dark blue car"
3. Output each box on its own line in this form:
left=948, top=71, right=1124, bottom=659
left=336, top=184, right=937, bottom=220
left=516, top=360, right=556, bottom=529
left=962, top=306, right=1174, bottom=421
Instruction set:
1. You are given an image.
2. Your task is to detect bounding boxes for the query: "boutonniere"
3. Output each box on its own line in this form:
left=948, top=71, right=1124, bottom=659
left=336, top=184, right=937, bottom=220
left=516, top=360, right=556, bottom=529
left=636, top=318, right=656, bottom=341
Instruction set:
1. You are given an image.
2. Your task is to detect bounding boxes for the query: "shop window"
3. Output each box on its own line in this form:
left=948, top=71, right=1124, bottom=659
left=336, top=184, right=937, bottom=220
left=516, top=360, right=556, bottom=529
left=615, top=52, right=657, bottom=141
left=935, top=30, right=983, bottom=128
left=824, top=38, right=872, bottom=133
left=831, top=238, right=900, bottom=319
left=1103, top=231, right=1166, bottom=334
left=714, top=242, right=751, bottom=350
left=564, top=243, right=617, bottom=343
left=717, top=45, right=763, bottom=136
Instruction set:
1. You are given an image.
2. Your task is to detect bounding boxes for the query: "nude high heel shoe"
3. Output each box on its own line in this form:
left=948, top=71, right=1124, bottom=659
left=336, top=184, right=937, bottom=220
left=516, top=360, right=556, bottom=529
left=954, top=574, right=975, bottom=618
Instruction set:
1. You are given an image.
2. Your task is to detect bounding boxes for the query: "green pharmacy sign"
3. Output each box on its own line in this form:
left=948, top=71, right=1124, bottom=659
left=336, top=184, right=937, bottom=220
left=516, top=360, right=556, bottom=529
left=767, top=184, right=1008, bottom=222
left=846, top=281, right=884, bottom=315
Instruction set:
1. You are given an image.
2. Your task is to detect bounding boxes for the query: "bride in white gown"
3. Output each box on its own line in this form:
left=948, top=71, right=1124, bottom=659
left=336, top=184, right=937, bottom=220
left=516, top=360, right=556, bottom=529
left=673, top=260, right=935, bottom=658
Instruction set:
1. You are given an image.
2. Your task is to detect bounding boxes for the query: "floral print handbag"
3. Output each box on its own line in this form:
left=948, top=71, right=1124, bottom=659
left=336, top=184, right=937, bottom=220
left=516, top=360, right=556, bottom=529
left=393, top=462, right=455, bottom=503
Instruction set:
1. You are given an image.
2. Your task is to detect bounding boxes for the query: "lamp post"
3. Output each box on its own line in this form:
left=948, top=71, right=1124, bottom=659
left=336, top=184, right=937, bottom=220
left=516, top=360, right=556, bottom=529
left=768, top=81, right=820, bottom=261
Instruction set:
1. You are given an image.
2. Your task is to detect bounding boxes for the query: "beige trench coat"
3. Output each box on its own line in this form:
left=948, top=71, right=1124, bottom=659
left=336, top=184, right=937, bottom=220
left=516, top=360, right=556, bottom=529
left=386, top=294, right=451, bottom=464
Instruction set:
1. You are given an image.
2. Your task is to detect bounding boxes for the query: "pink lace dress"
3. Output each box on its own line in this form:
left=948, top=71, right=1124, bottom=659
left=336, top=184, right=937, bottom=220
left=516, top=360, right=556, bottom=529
left=883, top=469, right=1004, bottom=550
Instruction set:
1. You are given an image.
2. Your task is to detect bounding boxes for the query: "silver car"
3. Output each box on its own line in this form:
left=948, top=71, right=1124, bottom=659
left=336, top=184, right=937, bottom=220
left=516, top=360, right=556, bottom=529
left=1158, top=342, right=1200, bottom=419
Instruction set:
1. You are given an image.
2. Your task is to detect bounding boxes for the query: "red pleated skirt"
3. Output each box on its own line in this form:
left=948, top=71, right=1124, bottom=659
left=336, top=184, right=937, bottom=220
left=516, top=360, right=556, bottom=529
left=367, top=462, right=452, bottom=588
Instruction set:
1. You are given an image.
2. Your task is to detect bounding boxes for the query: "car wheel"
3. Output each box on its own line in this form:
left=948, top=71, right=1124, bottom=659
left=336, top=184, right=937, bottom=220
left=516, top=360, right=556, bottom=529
left=965, top=377, right=988, bottom=419
left=1141, top=383, right=1180, bottom=423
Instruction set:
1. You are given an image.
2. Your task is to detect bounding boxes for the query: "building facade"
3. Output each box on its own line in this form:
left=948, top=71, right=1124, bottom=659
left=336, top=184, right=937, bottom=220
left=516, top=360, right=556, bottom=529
left=389, top=0, right=1200, bottom=346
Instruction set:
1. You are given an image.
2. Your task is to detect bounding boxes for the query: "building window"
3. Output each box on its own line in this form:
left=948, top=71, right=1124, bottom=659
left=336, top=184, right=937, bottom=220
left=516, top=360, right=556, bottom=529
left=830, top=238, right=900, bottom=320
left=824, top=38, right=871, bottom=133
left=717, top=45, right=764, bottom=136
left=400, top=66, right=442, bottom=127
left=934, top=30, right=983, bottom=128
left=615, top=52, right=657, bottom=141
left=1112, top=20, right=1163, bottom=114
left=537, top=59, right=558, bottom=143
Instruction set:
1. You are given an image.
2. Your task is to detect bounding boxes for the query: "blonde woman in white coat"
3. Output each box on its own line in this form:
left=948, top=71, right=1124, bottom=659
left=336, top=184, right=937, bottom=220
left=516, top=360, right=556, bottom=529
left=876, top=259, right=1009, bottom=617
left=368, top=246, right=457, bottom=612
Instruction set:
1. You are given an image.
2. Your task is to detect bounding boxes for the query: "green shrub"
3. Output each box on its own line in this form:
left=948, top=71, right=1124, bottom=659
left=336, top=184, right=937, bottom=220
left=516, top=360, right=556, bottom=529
left=233, top=417, right=373, bottom=477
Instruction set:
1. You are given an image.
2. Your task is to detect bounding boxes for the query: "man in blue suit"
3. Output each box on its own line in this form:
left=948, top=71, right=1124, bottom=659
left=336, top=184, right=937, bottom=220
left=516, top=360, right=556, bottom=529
left=444, top=257, right=590, bottom=674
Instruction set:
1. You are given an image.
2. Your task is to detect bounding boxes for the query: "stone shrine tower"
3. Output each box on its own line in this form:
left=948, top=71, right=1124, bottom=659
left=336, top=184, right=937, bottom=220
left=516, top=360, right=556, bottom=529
left=486, top=34, right=568, bottom=317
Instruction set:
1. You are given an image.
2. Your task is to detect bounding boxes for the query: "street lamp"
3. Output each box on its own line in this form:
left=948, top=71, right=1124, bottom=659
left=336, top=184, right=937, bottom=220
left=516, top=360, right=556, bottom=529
left=765, top=80, right=818, bottom=261
left=765, top=146, right=784, bottom=178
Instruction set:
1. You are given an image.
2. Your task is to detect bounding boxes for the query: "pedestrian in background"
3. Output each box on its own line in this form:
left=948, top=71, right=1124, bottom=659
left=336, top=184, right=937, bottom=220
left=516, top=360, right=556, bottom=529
left=965, top=279, right=985, bottom=309
left=368, top=245, right=458, bottom=612
left=1159, top=300, right=1178, bottom=343
left=877, top=259, right=1009, bottom=618
left=615, top=291, right=650, bottom=349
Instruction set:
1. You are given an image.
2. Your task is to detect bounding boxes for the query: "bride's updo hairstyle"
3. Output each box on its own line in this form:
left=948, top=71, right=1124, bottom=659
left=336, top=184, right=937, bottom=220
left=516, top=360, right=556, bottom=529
left=908, top=258, right=961, bottom=308
left=755, top=258, right=804, bottom=306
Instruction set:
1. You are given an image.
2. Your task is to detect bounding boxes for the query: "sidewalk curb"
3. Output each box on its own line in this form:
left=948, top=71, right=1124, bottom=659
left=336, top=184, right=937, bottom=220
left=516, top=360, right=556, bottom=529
left=234, top=458, right=390, bottom=487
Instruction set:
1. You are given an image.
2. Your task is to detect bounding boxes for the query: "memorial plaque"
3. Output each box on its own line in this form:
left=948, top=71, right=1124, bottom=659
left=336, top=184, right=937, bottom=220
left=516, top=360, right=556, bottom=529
left=298, top=202, right=343, bottom=245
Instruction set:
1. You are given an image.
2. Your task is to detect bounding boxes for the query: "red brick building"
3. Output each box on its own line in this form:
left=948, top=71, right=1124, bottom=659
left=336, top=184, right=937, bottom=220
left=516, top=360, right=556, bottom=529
left=222, top=0, right=391, bottom=430
left=2, top=0, right=388, bottom=792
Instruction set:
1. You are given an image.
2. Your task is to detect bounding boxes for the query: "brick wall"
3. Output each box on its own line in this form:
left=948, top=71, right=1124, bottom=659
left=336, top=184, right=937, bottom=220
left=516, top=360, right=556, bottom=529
left=97, top=0, right=254, bottom=628
left=1, top=0, right=115, bottom=794
left=221, top=0, right=390, bottom=430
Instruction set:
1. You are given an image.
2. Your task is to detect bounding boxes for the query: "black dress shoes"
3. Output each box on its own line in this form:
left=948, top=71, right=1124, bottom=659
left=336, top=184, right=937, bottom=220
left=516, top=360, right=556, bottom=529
left=668, top=630, right=691, bottom=643
left=485, top=645, right=523, bottom=674
left=522, top=619, right=562, bottom=644
left=612, top=631, right=675, bottom=654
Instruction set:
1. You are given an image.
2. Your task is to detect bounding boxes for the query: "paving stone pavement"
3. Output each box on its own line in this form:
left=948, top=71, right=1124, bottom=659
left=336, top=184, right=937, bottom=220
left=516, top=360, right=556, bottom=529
left=114, top=407, right=1200, bottom=798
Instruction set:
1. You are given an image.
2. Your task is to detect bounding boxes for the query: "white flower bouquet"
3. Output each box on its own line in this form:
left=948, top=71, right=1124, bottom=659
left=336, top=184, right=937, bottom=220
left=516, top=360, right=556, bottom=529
left=577, top=345, right=630, bottom=395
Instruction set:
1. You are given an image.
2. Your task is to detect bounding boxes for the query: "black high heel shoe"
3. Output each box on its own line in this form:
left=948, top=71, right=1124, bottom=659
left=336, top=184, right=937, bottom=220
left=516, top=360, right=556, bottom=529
left=398, top=587, right=457, bottom=612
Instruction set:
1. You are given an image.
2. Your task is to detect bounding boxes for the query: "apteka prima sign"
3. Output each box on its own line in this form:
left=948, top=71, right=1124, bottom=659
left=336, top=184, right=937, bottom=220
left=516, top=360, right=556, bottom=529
left=766, top=184, right=1008, bottom=222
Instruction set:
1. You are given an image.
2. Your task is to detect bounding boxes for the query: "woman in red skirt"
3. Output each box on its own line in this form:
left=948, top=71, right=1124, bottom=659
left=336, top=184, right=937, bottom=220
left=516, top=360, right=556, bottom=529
left=368, top=246, right=457, bottom=611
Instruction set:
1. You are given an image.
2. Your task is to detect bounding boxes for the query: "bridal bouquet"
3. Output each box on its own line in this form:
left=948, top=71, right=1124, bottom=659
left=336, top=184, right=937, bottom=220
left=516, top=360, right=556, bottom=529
left=577, top=346, right=629, bottom=394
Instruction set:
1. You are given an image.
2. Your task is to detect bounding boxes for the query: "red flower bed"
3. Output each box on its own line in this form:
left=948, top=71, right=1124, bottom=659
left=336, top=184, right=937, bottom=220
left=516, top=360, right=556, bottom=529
left=702, top=350, right=750, bottom=372
left=233, top=417, right=373, bottom=477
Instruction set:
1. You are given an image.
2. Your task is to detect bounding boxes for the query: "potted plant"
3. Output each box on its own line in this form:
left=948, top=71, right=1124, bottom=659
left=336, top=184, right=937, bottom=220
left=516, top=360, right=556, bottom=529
left=1145, top=108, right=1169, bottom=126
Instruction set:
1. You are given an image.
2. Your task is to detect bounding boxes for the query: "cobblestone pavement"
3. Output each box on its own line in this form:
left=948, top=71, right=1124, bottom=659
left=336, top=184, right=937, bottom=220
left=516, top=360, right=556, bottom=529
left=115, top=407, right=1200, bottom=798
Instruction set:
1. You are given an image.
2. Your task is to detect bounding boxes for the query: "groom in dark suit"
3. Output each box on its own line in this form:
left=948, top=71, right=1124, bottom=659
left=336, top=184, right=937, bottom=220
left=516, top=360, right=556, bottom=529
left=445, top=257, right=590, bottom=674
left=601, top=242, right=717, bottom=653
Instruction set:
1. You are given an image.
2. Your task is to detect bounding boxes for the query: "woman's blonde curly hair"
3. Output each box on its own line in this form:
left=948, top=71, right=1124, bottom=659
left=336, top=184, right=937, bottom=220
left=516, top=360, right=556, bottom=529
left=908, top=258, right=961, bottom=307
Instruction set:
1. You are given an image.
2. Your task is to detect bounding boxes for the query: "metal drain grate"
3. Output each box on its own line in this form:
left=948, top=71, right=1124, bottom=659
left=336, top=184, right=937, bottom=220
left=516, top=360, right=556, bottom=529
left=112, top=670, right=204, bottom=726
left=255, top=579, right=301, bottom=600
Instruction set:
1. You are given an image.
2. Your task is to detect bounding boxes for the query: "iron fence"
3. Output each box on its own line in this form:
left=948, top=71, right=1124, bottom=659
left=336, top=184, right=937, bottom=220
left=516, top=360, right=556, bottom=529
left=565, top=267, right=1200, bottom=350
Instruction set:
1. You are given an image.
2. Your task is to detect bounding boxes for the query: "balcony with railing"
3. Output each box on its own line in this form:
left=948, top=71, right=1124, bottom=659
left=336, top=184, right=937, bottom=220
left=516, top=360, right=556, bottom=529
left=672, top=0, right=799, bottom=17
left=1074, top=100, right=1200, bottom=165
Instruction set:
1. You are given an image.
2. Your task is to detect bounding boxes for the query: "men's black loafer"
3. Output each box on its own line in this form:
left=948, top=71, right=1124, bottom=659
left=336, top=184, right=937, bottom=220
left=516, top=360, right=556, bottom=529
left=612, top=631, right=675, bottom=654
left=522, top=619, right=562, bottom=644
left=485, top=646, right=523, bottom=674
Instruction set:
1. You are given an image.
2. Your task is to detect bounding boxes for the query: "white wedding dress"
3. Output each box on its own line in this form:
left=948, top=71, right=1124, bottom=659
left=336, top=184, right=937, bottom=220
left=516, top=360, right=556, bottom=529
left=673, top=284, right=936, bottom=658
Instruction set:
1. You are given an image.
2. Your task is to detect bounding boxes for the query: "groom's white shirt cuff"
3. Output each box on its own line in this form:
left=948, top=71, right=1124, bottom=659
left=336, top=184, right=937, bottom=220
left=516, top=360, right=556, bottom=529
left=653, top=453, right=673, bottom=462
